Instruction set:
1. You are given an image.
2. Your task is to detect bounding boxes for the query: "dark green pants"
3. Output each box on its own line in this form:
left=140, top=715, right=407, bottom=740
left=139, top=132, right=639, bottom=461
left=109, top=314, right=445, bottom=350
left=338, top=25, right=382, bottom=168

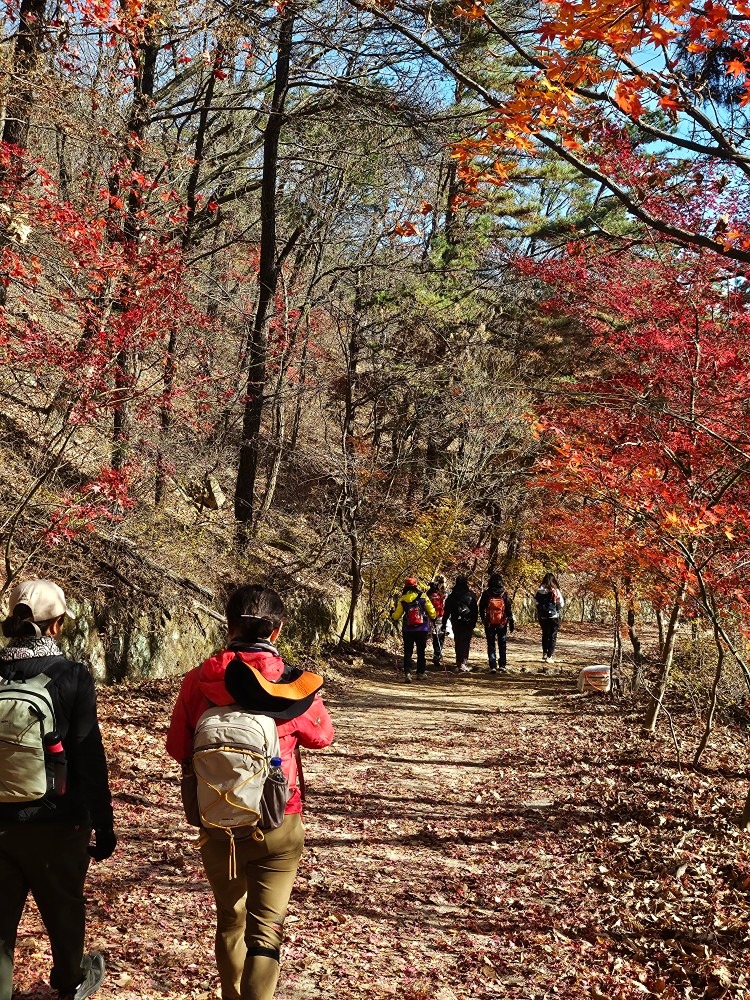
left=0, top=823, right=91, bottom=1000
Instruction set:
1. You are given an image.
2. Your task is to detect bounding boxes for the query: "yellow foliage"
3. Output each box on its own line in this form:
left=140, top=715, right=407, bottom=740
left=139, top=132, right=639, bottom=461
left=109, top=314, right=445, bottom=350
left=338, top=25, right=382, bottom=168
left=365, top=497, right=471, bottom=619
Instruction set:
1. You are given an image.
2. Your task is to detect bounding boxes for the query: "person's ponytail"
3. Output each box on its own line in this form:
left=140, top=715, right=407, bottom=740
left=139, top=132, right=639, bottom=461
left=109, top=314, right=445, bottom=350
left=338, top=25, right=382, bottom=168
left=1, top=602, right=41, bottom=639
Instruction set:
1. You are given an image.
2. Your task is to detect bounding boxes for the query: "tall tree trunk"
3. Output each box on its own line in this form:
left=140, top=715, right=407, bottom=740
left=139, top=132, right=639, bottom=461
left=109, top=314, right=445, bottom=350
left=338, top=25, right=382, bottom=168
left=2, top=0, right=46, bottom=150
left=338, top=282, right=363, bottom=642
left=254, top=385, right=286, bottom=529
left=656, top=606, right=665, bottom=652
left=643, top=575, right=690, bottom=732
left=235, top=9, right=295, bottom=536
left=611, top=582, right=623, bottom=695
left=693, top=610, right=725, bottom=767
left=624, top=576, right=643, bottom=691
left=112, top=7, right=160, bottom=468
left=0, top=0, right=47, bottom=308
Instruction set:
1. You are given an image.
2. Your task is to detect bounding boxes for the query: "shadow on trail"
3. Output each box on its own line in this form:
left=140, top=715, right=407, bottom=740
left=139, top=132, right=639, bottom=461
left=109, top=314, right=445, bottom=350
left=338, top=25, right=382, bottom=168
left=306, top=793, right=735, bottom=846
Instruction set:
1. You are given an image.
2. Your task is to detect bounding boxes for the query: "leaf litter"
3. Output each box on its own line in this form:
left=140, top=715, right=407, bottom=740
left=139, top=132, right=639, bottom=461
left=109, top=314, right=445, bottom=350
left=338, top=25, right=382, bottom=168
left=11, top=626, right=750, bottom=1000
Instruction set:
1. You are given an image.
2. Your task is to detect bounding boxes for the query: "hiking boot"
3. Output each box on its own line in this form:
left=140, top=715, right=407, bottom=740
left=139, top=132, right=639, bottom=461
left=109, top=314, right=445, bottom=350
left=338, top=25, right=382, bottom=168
left=459, top=663, right=472, bottom=673
left=416, top=672, right=426, bottom=681
left=546, top=657, right=556, bottom=665
left=60, top=953, right=105, bottom=1000
left=489, top=667, right=497, bottom=674
left=404, top=672, right=413, bottom=683
left=542, top=654, right=548, bottom=661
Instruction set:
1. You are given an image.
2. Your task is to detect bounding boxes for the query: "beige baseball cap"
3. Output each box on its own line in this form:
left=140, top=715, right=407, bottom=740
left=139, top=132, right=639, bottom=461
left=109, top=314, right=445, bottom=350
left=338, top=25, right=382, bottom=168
left=9, top=579, right=72, bottom=621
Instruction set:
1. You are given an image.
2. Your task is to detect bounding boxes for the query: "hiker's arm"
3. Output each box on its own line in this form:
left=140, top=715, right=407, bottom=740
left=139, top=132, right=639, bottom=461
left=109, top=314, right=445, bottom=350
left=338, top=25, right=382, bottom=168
left=441, top=593, right=453, bottom=628
left=295, top=695, right=335, bottom=749
left=506, top=594, right=515, bottom=631
left=478, top=592, right=488, bottom=622
left=166, top=676, right=195, bottom=762
left=424, top=596, right=437, bottom=620
left=67, top=667, right=114, bottom=830
left=391, top=598, right=404, bottom=622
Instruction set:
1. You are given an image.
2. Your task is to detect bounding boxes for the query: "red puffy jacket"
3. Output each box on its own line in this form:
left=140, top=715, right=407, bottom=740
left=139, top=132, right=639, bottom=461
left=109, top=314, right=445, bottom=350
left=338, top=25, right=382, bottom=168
left=166, top=647, right=335, bottom=814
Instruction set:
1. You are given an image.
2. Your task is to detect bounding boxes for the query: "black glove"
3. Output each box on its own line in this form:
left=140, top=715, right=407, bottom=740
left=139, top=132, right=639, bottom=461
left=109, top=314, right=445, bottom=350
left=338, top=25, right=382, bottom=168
left=88, top=827, right=117, bottom=861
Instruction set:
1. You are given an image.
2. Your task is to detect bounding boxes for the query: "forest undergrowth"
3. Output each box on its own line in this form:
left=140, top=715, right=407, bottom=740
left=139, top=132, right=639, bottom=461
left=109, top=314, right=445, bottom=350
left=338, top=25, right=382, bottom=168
left=12, top=625, right=750, bottom=1000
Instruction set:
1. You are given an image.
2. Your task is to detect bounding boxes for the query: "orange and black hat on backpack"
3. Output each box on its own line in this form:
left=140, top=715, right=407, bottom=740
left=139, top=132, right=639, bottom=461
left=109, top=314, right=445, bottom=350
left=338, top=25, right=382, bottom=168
left=224, top=657, right=324, bottom=720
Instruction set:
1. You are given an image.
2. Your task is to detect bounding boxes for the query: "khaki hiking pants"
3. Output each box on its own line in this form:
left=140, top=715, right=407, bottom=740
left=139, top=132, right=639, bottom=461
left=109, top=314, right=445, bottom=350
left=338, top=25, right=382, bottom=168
left=200, top=813, right=304, bottom=1000
left=0, top=823, right=91, bottom=1000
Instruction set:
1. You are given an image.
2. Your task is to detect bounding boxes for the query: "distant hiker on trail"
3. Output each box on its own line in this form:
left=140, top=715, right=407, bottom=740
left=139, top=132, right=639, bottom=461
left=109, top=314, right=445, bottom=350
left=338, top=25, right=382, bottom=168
left=0, top=580, right=115, bottom=1000
left=535, top=573, right=564, bottom=663
left=479, top=573, right=514, bottom=675
left=391, top=578, right=437, bottom=683
left=166, top=584, right=334, bottom=1000
left=442, top=576, right=478, bottom=673
left=426, top=577, right=447, bottom=670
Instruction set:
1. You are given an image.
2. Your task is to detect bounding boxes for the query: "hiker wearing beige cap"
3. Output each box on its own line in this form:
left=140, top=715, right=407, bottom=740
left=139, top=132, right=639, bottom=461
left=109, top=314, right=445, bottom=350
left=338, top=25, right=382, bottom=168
left=0, top=579, right=115, bottom=1000
left=167, top=584, right=334, bottom=1000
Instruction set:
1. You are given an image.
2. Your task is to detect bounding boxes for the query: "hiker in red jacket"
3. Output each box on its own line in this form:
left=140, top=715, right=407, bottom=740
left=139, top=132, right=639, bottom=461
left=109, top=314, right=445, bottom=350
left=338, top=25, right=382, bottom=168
left=426, top=578, right=446, bottom=669
left=167, top=584, right=334, bottom=1000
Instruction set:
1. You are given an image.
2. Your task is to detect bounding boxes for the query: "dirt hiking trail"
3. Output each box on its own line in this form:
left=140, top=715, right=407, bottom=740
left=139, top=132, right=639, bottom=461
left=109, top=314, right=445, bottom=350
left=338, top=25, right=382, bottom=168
left=13, top=625, right=750, bottom=1000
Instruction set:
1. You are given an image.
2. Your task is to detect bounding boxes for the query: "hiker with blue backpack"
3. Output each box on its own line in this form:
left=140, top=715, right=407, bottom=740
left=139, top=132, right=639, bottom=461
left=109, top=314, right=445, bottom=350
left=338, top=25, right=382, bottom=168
left=535, top=573, right=564, bottom=663
left=479, top=573, right=515, bottom=674
left=391, top=578, right=437, bottom=683
left=442, top=576, right=479, bottom=673
left=0, top=580, right=115, bottom=1000
left=166, top=584, right=334, bottom=1000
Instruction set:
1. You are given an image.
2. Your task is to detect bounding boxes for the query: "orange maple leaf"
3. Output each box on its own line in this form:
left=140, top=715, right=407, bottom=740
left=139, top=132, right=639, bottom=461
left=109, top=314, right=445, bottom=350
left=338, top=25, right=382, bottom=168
left=726, top=59, right=747, bottom=77
left=614, top=85, right=644, bottom=118
left=650, top=24, right=675, bottom=45
left=659, top=95, right=681, bottom=111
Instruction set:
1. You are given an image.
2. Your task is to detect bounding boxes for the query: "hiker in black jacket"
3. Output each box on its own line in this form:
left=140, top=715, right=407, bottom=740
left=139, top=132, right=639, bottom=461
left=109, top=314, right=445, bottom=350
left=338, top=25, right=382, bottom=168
left=479, top=573, right=515, bottom=675
left=0, top=580, right=115, bottom=1000
left=442, top=576, right=478, bottom=673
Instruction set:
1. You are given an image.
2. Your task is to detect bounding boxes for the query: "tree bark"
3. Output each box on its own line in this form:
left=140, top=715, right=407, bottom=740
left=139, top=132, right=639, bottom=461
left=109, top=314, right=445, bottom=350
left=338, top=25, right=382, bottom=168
left=112, top=6, right=160, bottom=469
left=693, top=611, right=725, bottom=767
left=235, top=9, right=295, bottom=534
left=2, top=0, right=47, bottom=150
left=338, top=281, right=364, bottom=643
left=643, top=576, right=690, bottom=732
left=0, top=0, right=47, bottom=308
left=610, top=582, right=623, bottom=696
left=624, top=576, right=643, bottom=691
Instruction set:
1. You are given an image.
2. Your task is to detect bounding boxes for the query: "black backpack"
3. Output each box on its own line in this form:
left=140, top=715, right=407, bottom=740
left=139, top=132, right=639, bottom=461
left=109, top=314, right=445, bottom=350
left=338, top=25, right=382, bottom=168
left=540, top=589, right=558, bottom=619
left=452, top=599, right=473, bottom=625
